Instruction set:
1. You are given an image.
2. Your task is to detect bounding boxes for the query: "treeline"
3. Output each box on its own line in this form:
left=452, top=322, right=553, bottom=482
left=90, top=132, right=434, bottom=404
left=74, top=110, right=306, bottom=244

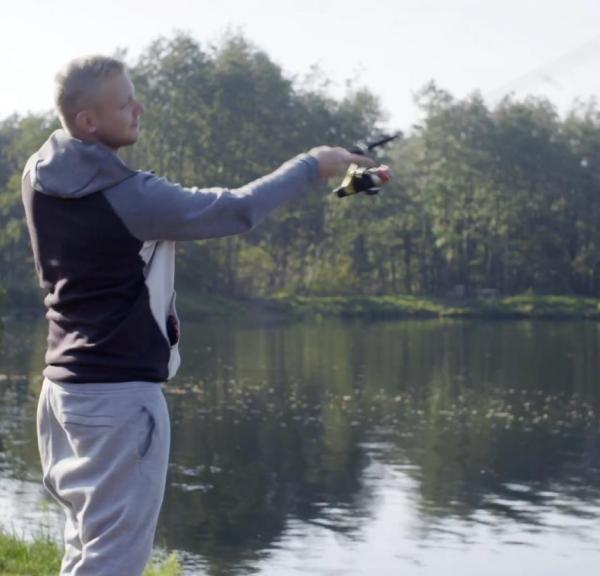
left=2, top=32, right=600, bottom=304
left=390, top=86, right=600, bottom=296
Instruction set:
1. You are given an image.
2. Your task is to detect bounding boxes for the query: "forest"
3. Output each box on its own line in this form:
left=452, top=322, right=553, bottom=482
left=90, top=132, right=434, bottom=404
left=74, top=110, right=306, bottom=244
left=2, top=32, right=600, bottom=305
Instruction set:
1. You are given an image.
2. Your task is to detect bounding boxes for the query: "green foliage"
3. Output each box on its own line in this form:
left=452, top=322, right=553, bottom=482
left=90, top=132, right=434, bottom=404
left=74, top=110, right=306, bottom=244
left=0, top=532, right=181, bottom=576
left=263, top=293, right=600, bottom=320
left=120, top=31, right=383, bottom=298
left=3, top=32, right=600, bottom=304
left=379, top=85, right=600, bottom=297
left=0, top=532, right=61, bottom=575
left=144, top=553, right=182, bottom=576
left=0, top=114, right=57, bottom=305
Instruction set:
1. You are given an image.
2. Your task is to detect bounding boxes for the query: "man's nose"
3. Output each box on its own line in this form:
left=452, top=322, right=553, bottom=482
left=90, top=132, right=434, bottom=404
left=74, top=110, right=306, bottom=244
left=135, top=101, right=145, bottom=116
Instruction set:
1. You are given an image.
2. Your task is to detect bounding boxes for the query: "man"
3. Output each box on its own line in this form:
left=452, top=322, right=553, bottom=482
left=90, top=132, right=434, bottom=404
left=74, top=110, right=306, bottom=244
left=22, top=55, right=379, bottom=575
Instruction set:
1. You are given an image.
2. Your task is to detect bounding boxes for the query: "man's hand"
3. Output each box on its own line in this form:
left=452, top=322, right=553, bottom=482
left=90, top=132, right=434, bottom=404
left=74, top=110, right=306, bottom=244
left=308, top=146, right=377, bottom=180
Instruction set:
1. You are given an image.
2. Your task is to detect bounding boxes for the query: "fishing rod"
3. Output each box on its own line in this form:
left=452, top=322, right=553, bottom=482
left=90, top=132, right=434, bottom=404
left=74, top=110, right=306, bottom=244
left=349, top=133, right=402, bottom=156
left=334, top=132, right=401, bottom=198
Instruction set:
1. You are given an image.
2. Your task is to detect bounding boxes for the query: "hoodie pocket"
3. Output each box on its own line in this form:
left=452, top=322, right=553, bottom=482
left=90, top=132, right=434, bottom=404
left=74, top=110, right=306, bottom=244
left=60, top=412, right=116, bottom=457
left=136, top=405, right=156, bottom=459
left=62, top=413, right=114, bottom=427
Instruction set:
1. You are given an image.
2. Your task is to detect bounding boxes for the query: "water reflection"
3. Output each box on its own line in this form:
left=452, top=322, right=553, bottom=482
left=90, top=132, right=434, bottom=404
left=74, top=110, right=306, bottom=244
left=1, top=316, right=600, bottom=574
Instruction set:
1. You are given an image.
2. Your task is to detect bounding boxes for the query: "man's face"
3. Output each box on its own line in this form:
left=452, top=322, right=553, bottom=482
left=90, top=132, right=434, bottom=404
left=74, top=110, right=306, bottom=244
left=87, top=71, right=144, bottom=150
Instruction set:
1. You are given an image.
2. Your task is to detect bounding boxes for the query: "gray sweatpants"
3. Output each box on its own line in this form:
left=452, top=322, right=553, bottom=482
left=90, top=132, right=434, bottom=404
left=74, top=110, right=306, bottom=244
left=36, top=378, right=171, bottom=576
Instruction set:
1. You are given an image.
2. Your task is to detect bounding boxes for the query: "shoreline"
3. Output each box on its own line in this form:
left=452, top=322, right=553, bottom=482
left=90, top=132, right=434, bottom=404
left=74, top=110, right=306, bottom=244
left=3, top=293, right=600, bottom=325
left=174, top=293, right=600, bottom=322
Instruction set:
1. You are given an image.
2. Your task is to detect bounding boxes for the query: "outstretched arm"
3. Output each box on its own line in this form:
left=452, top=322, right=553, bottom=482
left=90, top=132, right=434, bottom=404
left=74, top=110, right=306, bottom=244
left=103, top=147, right=376, bottom=242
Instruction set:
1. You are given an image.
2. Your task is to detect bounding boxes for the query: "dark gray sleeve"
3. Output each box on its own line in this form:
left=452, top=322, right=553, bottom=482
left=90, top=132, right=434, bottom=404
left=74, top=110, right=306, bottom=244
left=103, top=154, right=320, bottom=241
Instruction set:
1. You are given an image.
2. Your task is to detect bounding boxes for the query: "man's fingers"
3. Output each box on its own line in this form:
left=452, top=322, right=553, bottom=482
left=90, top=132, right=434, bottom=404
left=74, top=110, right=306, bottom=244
left=348, top=153, right=376, bottom=168
left=308, top=146, right=379, bottom=179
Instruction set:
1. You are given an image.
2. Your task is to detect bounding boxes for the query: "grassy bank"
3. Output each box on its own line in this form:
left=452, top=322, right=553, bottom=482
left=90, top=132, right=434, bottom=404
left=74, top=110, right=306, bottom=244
left=0, top=531, right=181, bottom=576
left=175, top=292, right=600, bottom=321
left=4, top=289, right=600, bottom=323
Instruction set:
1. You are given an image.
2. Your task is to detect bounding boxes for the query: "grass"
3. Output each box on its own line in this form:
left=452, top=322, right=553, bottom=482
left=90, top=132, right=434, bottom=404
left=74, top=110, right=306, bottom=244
left=143, top=553, right=182, bottom=576
left=173, top=290, right=249, bottom=319
left=5, top=287, right=600, bottom=323
left=0, top=531, right=182, bottom=576
left=174, top=292, right=600, bottom=322
left=279, top=294, right=449, bottom=319
left=0, top=532, right=60, bottom=576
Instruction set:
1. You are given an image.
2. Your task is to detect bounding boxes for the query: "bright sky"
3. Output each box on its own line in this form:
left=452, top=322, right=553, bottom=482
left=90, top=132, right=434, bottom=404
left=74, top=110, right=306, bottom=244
left=3, top=0, right=600, bottom=133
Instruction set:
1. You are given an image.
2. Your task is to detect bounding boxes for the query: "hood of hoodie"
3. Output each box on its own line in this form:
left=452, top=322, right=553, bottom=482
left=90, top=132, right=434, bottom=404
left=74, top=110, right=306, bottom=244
left=25, top=129, right=136, bottom=198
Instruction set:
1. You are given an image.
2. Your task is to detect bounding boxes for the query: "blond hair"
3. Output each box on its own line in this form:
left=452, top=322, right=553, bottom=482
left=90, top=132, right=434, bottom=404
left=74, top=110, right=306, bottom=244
left=54, top=55, right=125, bottom=131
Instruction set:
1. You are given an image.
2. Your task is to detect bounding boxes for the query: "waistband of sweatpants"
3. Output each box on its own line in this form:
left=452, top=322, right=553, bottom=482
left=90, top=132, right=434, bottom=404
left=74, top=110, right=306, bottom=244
left=43, top=377, right=164, bottom=394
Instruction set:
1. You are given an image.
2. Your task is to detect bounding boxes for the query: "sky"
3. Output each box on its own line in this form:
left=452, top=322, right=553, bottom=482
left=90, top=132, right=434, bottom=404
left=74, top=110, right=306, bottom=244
left=3, top=0, right=600, bottom=133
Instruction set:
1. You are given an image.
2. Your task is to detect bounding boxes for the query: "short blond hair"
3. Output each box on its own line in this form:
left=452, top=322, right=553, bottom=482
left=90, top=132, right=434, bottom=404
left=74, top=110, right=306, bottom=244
left=54, top=55, right=125, bottom=131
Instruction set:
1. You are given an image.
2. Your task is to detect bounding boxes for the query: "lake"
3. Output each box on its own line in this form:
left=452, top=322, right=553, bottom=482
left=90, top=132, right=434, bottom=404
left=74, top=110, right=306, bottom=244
left=1, top=314, right=600, bottom=575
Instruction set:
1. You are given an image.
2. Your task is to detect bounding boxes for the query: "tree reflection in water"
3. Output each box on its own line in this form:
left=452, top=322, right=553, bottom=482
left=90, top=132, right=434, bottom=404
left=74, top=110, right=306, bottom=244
left=156, top=318, right=600, bottom=573
left=1, top=317, right=600, bottom=574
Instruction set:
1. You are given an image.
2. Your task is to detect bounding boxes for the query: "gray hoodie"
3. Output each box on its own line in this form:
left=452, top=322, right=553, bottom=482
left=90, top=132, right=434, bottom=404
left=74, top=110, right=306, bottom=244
left=22, top=129, right=319, bottom=384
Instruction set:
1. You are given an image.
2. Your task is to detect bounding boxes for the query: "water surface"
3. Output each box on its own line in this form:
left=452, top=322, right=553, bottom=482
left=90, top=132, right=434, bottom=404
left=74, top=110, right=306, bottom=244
left=1, top=315, right=599, bottom=575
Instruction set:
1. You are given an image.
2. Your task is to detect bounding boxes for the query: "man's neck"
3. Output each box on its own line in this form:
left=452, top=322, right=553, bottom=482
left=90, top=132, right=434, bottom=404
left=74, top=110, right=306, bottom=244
left=66, top=129, right=120, bottom=152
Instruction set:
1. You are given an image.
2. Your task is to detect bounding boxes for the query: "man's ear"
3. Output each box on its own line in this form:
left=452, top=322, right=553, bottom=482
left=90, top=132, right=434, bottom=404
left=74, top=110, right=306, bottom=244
left=74, top=110, right=97, bottom=134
